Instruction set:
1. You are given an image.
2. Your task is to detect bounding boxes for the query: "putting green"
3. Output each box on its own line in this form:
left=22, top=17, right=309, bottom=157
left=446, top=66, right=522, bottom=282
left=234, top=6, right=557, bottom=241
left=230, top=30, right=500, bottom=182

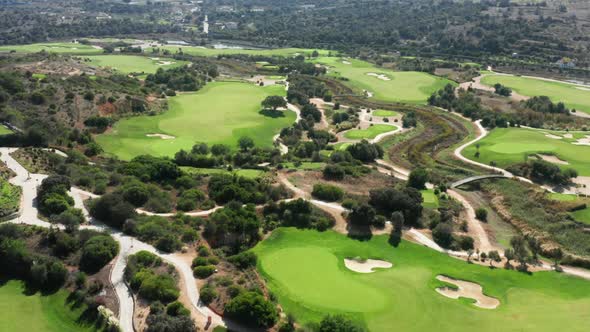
left=343, top=124, right=397, bottom=140
left=97, top=81, right=294, bottom=160
left=480, top=74, right=590, bottom=115
left=158, top=46, right=332, bottom=58
left=0, top=280, right=97, bottom=332
left=372, top=110, right=399, bottom=117
left=0, top=43, right=102, bottom=55
left=312, top=57, right=454, bottom=104
left=421, top=189, right=439, bottom=208
left=84, top=55, right=188, bottom=74
left=463, top=127, right=590, bottom=176
left=254, top=228, right=590, bottom=332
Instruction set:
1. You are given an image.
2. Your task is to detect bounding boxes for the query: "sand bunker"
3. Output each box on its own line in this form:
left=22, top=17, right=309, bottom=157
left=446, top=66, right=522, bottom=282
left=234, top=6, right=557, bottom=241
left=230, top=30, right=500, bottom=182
left=563, top=133, right=573, bottom=139
left=573, top=136, right=590, bottom=146
left=157, top=61, right=174, bottom=66
left=342, top=60, right=352, bottom=65
left=344, top=258, right=392, bottom=273
left=146, top=133, right=175, bottom=139
left=366, top=72, right=391, bottom=81
left=545, top=134, right=563, bottom=140
left=538, top=154, right=569, bottom=165
left=435, top=275, right=499, bottom=309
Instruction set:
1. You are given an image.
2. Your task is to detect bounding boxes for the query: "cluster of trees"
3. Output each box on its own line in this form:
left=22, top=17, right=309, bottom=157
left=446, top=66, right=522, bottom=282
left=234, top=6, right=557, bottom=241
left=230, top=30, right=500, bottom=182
left=523, top=96, right=570, bottom=114
left=224, top=291, right=278, bottom=328
left=493, top=83, right=512, bottom=97
left=204, top=202, right=261, bottom=254
left=124, top=215, right=200, bottom=252
left=37, top=175, right=75, bottom=216
left=508, top=159, right=577, bottom=186
left=263, top=198, right=334, bottom=231
left=126, top=251, right=180, bottom=303
left=368, top=186, right=423, bottom=226
left=287, top=74, right=330, bottom=105
left=322, top=150, right=371, bottom=180
left=191, top=245, right=219, bottom=279
left=208, top=173, right=288, bottom=205
left=312, top=183, right=344, bottom=202
left=145, top=63, right=218, bottom=93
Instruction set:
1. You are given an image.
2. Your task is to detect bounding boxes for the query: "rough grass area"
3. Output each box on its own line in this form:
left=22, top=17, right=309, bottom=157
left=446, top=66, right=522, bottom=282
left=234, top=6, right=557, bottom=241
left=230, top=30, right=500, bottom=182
left=463, top=127, right=590, bottom=176
left=312, top=57, right=454, bottom=104
left=97, top=81, right=294, bottom=160
left=158, top=46, right=331, bottom=57
left=254, top=228, right=590, bottom=332
left=343, top=124, right=397, bottom=140
left=0, top=279, right=98, bottom=332
left=0, top=43, right=102, bottom=55
left=480, top=74, right=590, bottom=115
left=84, top=55, right=188, bottom=74
left=180, top=166, right=264, bottom=179
left=0, top=180, right=21, bottom=218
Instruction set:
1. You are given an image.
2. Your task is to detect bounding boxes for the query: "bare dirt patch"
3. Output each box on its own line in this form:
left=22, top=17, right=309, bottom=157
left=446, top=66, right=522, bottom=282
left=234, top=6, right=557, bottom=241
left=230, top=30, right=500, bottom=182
left=146, top=133, right=175, bottom=139
left=537, top=154, right=569, bottom=165
left=344, top=258, right=392, bottom=273
left=435, top=275, right=500, bottom=309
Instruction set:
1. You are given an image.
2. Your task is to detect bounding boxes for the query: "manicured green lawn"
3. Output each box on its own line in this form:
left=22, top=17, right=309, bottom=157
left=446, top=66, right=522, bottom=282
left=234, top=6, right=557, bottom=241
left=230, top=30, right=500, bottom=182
left=548, top=193, right=578, bottom=202
left=312, top=57, right=454, bottom=104
left=84, top=55, right=188, bottom=75
left=254, top=228, right=590, bottom=332
left=0, top=125, right=12, bottom=135
left=158, top=46, right=332, bottom=57
left=343, top=124, right=397, bottom=140
left=571, top=208, right=590, bottom=225
left=481, top=74, right=590, bottom=115
left=180, top=166, right=264, bottom=179
left=463, top=127, right=590, bottom=176
left=0, top=43, right=102, bottom=55
left=372, top=109, right=399, bottom=117
left=0, top=280, right=98, bottom=332
left=97, top=81, right=294, bottom=160
left=421, top=189, right=439, bottom=208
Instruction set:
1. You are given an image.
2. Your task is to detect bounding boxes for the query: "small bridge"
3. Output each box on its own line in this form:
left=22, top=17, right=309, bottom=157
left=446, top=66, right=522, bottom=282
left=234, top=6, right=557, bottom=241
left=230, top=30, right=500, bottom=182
left=450, top=174, right=511, bottom=188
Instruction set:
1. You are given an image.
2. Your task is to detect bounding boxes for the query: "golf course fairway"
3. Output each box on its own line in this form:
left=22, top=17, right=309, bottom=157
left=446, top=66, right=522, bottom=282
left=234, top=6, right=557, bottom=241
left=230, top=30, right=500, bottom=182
left=343, top=124, right=397, bottom=140
left=0, top=42, right=102, bottom=55
left=157, top=46, right=331, bottom=57
left=253, top=228, right=590, bottom=332
left=97, top=81, right=294, bottom=160
left=84, top=55, right=188, bottom=74
left=0, top=280, right=97, bottom=332
left=312, top=57, right=453, bottom=104
left=462, top=127, right=590, bottom=176
left=480, top=74, right=590, bottom=115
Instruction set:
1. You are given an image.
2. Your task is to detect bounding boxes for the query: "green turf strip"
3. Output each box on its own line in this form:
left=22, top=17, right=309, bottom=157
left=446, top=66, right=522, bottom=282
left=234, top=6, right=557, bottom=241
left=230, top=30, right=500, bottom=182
left=0, top=43, right=102, bottom=55
left=463, top=127, right=590, bottom=176
left=254, top=228, right=590, bottom=332
left=421, top=189, right=439, bottom=208
left=97, top=81, right=294, bottom=160
left=343, top=124, right=397, bottom=140
left=481, top=74, right=590, bottom=115
left=0, top=280, right=98, bottom=332
left=84, top=55, right=188, bottom=74
left=372, top=109, right=399, bottom=117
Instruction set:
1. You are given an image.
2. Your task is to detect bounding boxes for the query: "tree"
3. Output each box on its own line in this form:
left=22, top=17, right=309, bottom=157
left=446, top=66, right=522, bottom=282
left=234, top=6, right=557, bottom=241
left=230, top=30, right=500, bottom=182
left=488, top=250, right=501, bottom=268
left=312, top=184, right=344, bottom=202
left=346, top=140, right=383, bottom=162
left=319, top=314, right=365, bottom=332
left=224, top=291, right=278, bottom=328
left=550, top=247, right=563, bottom=270
left=510, top=235, right=529, bottom=271
left=348, top=203, right=376, bottom=227
left=80, top=235, right=119, bottom=273
left=238, top=136, right=255, bottom=152
left=388, top=211, right=404, bottom=247
left=475, top=208, right=488, bottom=222
left=261, top=95, right=287, bottom=111
left=504, top=248, right=515, bottom=269
left=407, top=168, right=428, bottom=190
left=527, top=236, right=541, bottom=263
left=432, top=223, right=453, bottom=248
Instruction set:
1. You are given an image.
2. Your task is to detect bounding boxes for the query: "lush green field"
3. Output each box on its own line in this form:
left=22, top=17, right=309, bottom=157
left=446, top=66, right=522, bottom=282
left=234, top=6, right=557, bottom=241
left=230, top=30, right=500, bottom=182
left=548, top=192, right=578, bottom=202
left=254, top=228, right=590, bottom=332
left=312, top=57, right=454, bottom=104
left=571, top=208, right=590, bottom=225
left=343, top=124, right=397, bottom=140
left=0, top=126, right=12, bottom=135
left=180, top=166, right=264, bottom=179
left=463, top=127, right=590, bottom=176
left=480, top=74, right=590, bottom=114
left=84, top=55, right=188, bottom=74
left=0, top=43, right=102, bottom=55
left=0, top=280, right=97, bottom=332
left=97, top=81, right=294, bottom=160
left=372, top=109, right=399, bottom=117
left=158, top=46, right=332, bottom=58
left=421, top=189, right=439, bottom=208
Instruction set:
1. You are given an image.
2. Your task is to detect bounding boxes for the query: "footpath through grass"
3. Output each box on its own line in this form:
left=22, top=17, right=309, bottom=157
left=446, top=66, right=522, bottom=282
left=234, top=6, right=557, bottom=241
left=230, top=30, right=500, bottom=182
left=463, top=127, right=590, bottom=176
left=84, top=55, right=188, bottom=75
left=97, top=81, right=294, bottom=160
left=0, top=43, right=102, bottom=55
left=481, top=74, right=590, bottom=115
left=0, top=280, right=98, bottom=332
left=312, top=57, right=454, bottom=104
left=254, top=228, right=590, bottom=332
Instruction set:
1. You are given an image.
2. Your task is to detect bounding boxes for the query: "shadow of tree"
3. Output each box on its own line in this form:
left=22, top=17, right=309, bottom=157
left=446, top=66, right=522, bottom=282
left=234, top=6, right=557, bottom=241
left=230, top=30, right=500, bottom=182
left=259, top=109, right=285, bottom=118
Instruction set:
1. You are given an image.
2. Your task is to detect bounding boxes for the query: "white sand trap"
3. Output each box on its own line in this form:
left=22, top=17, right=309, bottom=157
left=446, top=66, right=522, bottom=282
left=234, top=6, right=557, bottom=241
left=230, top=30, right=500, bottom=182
left=538, top=154, right=569, bottom=165
left=342, top=60, right=351, bottom=65
left=573, top=136, right=590, bottom=146
left=366, top=72, right=391, bottom=81
left=435, top=275, right=499, bottom=309
left=150, top=57, right=161, bottom=60
left=545, top=134, right=562, bottom=140
left=344, top=258, right=392, bottom=273
left=157, top=61, right=174, bottom=66
left=146, top=133, right=175, bottom=139
left=364, top=90, right=374, bottom=98
left=563, top=133, right=573, bottom=139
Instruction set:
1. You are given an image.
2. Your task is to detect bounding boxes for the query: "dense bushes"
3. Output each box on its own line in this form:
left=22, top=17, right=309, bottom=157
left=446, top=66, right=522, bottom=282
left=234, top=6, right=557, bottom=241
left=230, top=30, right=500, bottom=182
left=368, top=187, right=423, bottom=226
left=90, top=192, right=137, bottom=228
left=228, top=251, right=257, bottom=269
left=224, top=291, right=278, bottom=328
left=37, top=175, right=74, bottom=216
left=123, top=215, right=202, bottom=253
left=312, top=184, right=344, bottom=202
left=204, top=203, right=261, bottom=253
left=80, top=235, right=119, bottom=273
left=346, top=140, right=383, bottom=162
left=263, top=199, right=334, bottom=231
left=126, top=251, right=179, bottom=304
left=208, top=174, right=287, bottom=205
left=120, top=155, right=181, bottom=182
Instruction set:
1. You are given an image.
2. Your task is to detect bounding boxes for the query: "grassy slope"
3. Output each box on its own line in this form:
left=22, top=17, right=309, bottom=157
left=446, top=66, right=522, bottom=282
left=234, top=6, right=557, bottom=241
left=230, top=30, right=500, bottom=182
left=480, top=75, right=590, bottom=114
left=84, top=55, right=188, bottom=74
left=312, top=57, right=454, bottom=104
left=97, top=81, right=294, bottom=160
left=0, top=280, right=97, bottom=332
left=254, top=228, right=590, bottom=332
left=158, top=46, right=332, bottom=57
left=462, top=127, right=590, bottom=176
left=343, top=124, right=397, bottom=139
left=0, top=43, right=101, bottom=55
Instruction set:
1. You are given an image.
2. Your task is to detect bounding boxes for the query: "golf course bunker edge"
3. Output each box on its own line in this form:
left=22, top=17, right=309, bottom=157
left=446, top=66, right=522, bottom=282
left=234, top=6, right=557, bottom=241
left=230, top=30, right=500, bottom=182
left=344, top=257, right=393, bottom=273
left=435, top=275, right=500, bottom=309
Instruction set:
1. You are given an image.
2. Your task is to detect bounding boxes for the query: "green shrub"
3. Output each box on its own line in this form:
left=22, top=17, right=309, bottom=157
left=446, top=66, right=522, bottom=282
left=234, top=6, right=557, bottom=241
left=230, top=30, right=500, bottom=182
left=312, top=184, right=344, bottom=202
left=193, top=265, right=216, bottom=279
